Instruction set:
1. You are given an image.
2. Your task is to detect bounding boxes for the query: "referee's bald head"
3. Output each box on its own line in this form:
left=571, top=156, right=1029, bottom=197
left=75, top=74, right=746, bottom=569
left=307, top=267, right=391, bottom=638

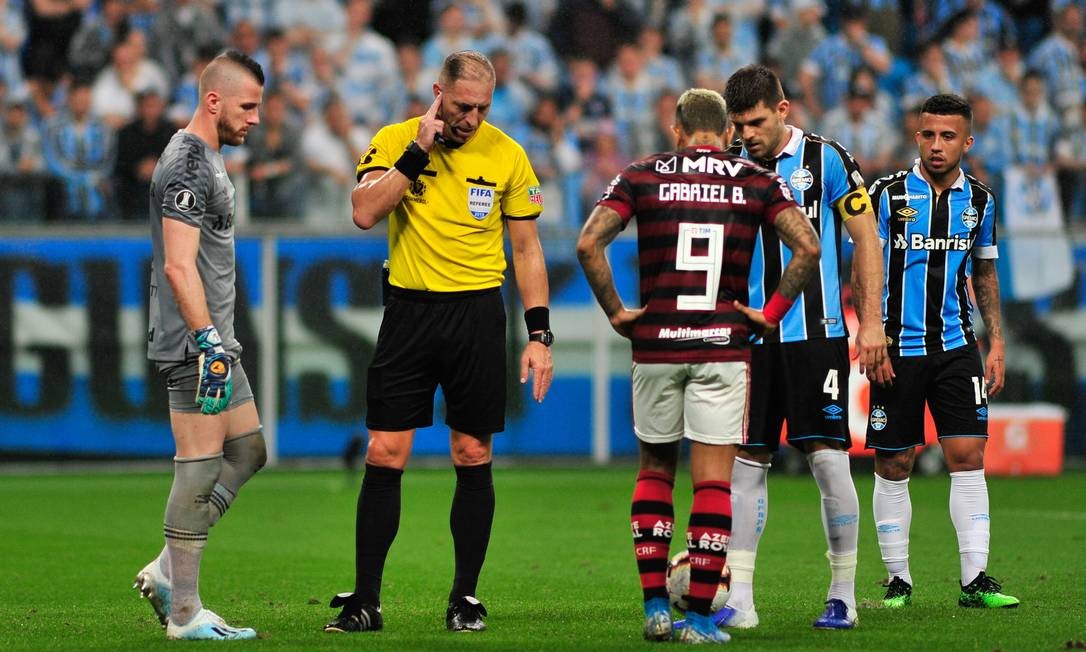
left=199, top=49, right=265, bottom=97
left=438, top=50, right=495, bottom=87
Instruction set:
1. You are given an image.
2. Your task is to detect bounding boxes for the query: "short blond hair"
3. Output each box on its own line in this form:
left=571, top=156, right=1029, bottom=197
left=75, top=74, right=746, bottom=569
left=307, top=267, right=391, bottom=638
left=675, top=88, right=729, bottom=135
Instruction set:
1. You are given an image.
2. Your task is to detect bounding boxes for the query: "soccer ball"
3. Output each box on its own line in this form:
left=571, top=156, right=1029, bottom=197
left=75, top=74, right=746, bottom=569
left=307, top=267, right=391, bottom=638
left=666, top=550, right=731, bottom=612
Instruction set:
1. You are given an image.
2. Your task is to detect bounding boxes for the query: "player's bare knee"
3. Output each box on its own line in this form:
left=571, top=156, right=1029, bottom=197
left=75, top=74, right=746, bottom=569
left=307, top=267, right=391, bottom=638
left=944, top=447, right=985, bottom=472
left=365, top=434, right=411, bottom=469
left=639, top=441, right=679, bottom=475
left=450, top=432, right=492, bottom=466
left=874, top=449, right=915, bottom=481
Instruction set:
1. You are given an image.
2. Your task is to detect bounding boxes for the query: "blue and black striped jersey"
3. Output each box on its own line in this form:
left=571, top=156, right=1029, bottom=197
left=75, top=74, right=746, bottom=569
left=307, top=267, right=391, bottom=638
left=869, top=162, right=998, bottom=357
left=742, top=127, right=868, bottom=343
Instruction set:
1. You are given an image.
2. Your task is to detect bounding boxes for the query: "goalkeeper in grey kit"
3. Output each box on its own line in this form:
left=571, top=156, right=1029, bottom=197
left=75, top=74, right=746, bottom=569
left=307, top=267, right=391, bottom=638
left=134, top=49, right=266, bottom=641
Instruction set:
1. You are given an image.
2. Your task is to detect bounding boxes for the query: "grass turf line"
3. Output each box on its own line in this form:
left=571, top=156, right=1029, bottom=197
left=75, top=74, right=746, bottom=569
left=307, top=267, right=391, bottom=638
left=0, top=467, right=1083, bottom=649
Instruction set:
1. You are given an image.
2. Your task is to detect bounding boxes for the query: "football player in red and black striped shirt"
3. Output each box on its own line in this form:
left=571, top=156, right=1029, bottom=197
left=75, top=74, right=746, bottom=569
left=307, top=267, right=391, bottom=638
left=577, top=88, right=820, bottom=643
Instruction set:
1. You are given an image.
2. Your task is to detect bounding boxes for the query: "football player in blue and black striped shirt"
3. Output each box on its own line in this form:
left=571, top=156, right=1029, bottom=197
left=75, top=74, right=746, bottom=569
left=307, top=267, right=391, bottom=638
left=866, top=94, right=1018, bottom=610
left=715, top=64, right=888, bottom=631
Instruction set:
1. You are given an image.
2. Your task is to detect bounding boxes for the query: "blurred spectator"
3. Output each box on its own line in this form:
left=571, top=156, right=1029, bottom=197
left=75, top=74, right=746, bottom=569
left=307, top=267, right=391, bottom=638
left=638, top=25, right=684, bottom=92
left=487, top=48, right=532, bottom=134
left=856, top=0, right=904, bottom=54
left=499, top=2, right=559, bottom=93
left=604, top=42, right=661, bottom=159
left=560, top=57, right=612, bottom=152
left=666, top=0, right=717, bottom=67
left=150, top=0, right=225, bottom=86
left=942, top=10, right=987, bottom=86
left=230, top=18, right=262, bottom=59
left=819, top=81, right=896, bottom=179
left=125, top=0, right=158, bottom=35
left=847, top=64, right=894, bottom=125
left=68, top=0, right=129, bottom=81
left=888, top=101, right=921, bottom=172
left=221, top=0, right=279, bottom=32
left=1026, top=3, right=1084, bottom=127
left=43, top=79, right=115, bottom=220
left=964, top=91, right=1012, bottom=193
left=22, top=0, right=88, bottom=119
left=718, top=0, right=765, bottom=58
left=519, top=93, right=581, bottom=226
left=694, top=13, right=753, bottom=91
left=301, top=46, right=338, bottom=123
left=113, top=89, right=172, bottom=220
left=1055, top=103, right=1086, bottom=220
left=257, top=27, right=312, bottom=116
left=580, top=120, right=626, bottom=214
left=0, top=0, right=26, bottom=97
left=972, top=40, right=1024, bottom=109
left=422, top=3, right=478, bottom=71
left=799, top=4, right=890, bottom=120
left=549, top=0, right=641, bottom=69
left=167, top=44, right=215, bottom=127
left=930, top=0, right=1016, bottom=57
left=1008, top=71, right=1060, bottom=172
left=649, top=88, right=678, bottom=154
left=766, top=0, right=826, bottom=89
left=91, top=31, right=170, bottom=129
left=301, top=94, right=370, bottom=227
left=901, top=40, right=963, bottom=110
left=0, top=95, right=43, bottom=173
left=391, top=43, right=434, bottom=122
left=457, top=0, right=507, bottom=45
left=274, top=0, right=345, bottom=49
left=246, top=89, right=303, bottom=219
left=330, top=0, right=399, bottom=130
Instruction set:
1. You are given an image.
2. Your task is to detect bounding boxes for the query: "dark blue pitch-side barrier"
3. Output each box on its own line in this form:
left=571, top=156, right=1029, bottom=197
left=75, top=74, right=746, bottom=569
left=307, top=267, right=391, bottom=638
left=0, top=235, right=643, bottom=458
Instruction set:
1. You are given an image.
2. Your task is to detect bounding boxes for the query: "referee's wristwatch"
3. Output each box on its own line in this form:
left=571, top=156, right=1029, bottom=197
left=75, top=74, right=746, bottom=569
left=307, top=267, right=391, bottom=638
left=528, top=330, right=554, bottom=347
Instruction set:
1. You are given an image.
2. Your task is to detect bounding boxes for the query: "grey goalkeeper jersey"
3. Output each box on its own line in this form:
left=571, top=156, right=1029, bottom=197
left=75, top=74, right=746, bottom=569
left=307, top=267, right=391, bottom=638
left=147, top=130, right=241, bottom=362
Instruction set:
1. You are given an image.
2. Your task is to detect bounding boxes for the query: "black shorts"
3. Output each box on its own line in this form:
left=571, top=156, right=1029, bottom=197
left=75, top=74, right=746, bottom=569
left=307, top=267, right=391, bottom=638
left=865, top=342, right=988, bottom=451
left=743, top=337, right=851, bottom=453
left=366, top=286, right=506, bottom=434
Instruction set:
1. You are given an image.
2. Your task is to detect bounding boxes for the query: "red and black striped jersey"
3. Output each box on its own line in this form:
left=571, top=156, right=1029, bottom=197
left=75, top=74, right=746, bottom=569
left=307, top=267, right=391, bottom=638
left=597, top=146, right=798, bottom=363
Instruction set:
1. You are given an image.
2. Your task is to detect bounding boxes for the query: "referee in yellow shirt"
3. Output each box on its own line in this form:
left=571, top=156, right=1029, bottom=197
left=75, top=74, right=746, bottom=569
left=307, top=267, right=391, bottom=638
left=324, top=50, right=554, bottom=634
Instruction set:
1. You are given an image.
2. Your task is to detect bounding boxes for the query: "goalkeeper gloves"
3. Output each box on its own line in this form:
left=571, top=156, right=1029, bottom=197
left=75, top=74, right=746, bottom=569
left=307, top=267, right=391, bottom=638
left=193, top=325, right=232, bottom=415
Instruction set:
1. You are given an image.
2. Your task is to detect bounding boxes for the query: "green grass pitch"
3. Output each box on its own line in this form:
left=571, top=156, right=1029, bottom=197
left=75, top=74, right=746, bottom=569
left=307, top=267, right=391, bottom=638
left=1, top=465, right=1084, bottom=650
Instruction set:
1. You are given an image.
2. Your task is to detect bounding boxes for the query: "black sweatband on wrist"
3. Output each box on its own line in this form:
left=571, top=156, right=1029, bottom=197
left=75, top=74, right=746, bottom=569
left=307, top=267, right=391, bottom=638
left=394, top=141, right=429, bottom=181
left=524, top=306, right=550, bottom=333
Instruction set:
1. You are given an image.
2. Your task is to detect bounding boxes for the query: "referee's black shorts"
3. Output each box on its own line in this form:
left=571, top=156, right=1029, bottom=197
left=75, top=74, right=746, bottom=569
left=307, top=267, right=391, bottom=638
left=365, top=286, right=506, bottom=434
left=743, top=337, right=851, bottom=453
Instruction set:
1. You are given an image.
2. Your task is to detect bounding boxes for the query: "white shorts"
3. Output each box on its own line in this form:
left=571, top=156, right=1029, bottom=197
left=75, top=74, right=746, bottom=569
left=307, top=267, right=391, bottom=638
left=632, top=361, right=750, bottom=446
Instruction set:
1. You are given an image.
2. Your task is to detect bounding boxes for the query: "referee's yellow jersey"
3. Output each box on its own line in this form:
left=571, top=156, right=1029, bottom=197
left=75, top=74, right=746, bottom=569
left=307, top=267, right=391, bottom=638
left=356, top=117, right=543, bottom=292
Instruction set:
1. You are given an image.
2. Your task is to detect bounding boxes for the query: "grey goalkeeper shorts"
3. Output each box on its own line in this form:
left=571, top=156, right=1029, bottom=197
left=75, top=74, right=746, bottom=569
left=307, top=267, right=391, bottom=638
left=155, top=357, right=255, bottom=413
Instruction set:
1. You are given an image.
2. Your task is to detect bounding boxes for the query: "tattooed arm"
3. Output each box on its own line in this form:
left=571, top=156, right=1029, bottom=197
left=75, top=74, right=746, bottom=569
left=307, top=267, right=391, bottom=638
left=972, top=258, right=1005, bottom=395
left=773, top=206, right=823, bottom=298
left=576, top=205, right=644, bottom=338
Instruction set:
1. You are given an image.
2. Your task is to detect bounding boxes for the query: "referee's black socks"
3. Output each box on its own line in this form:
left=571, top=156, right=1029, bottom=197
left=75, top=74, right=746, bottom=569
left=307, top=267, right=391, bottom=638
left=354, top=463, right=404, bottom=606
left=449, top=461, right=495, bottom=602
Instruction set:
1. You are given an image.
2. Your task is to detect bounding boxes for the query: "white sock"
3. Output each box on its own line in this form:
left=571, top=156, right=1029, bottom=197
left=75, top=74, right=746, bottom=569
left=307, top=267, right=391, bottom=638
left=873, top=474, right=912, bottom=586
left=168, top=540, right=205, bottom=626
left=808, top=449, right=859, bottom=608
left=725, top=457, right=770, bottom=610
left=949, top=469, right=990, bottom=586
left=156, top=545, right=171, bottom=581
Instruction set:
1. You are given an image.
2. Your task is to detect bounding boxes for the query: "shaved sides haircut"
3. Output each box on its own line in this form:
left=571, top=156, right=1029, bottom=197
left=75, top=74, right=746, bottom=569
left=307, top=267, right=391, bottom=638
left=199, top=49, right=265, bottom=96
left=675, top=88, right=730, bottom=135
left=438, top=50, right=495, bottom=86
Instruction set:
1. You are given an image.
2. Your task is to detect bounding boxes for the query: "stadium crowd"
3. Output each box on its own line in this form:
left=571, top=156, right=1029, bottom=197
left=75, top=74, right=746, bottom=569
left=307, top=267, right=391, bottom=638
left=0, top=0, right=1082, bottom=227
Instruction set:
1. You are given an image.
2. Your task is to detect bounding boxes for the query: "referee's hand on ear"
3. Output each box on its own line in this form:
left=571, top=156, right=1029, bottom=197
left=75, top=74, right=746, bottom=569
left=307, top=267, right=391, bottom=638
left=417, top=93, right=444, bottom=152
